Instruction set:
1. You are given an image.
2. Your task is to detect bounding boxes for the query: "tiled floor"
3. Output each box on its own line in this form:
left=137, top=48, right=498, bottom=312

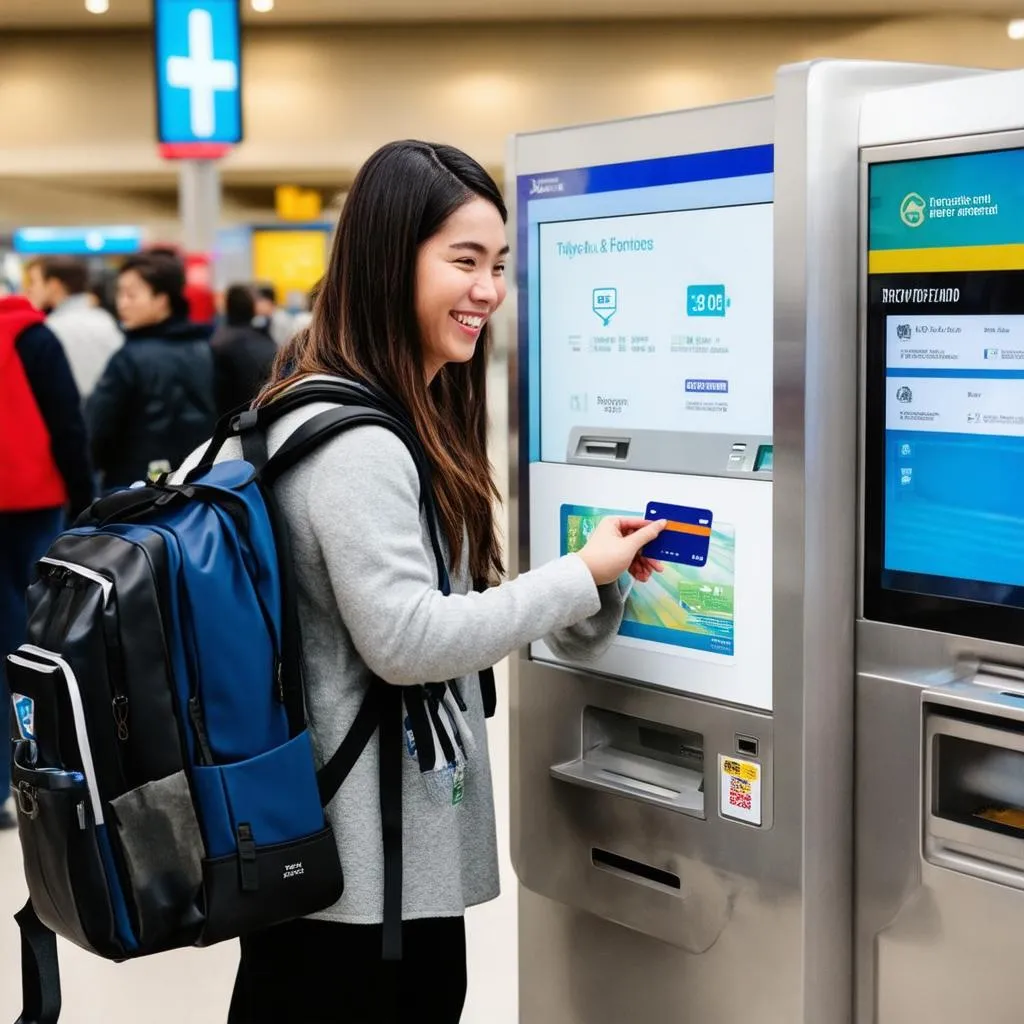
left=0, top=358, right=519, bottom=1023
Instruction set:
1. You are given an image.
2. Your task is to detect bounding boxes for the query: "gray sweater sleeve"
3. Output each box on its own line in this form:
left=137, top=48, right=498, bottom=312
left=543, top=575, right=631, bottom=663
left=303, top=426, right=604, bottom=686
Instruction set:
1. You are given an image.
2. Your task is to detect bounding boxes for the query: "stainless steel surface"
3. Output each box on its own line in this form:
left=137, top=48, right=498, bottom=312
left=855, top=111, right=1024, bottom=1024
left=854, top=642, right=1024, bottom=1024
left=511, top=60, right=956, bottom=1024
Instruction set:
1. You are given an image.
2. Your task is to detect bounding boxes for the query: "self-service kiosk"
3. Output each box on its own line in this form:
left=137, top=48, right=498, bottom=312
left=856, top=69, right=1024, bottom=1024
left=509, top=60, right=965, bottom=1024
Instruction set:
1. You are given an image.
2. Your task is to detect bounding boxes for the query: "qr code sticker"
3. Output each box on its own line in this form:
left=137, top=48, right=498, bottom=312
left=730, top=777, right=752, bottom=811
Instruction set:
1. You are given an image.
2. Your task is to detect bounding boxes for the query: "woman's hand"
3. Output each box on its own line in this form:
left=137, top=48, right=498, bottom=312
left=577, top=516, right=667, bottom=586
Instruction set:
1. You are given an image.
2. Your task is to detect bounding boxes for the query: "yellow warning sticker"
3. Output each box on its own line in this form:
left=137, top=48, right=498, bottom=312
left=719, top=754, right=763, bottom=826
left=722, top=758, right=759, bottom=782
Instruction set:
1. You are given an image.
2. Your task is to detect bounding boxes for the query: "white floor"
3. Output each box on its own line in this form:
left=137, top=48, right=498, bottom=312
left=0, top=359, right=519, bottom=1023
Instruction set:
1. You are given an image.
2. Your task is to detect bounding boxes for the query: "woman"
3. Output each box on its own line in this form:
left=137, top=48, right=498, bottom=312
left=227, top=140, right=666, bottom=1023
left=87, top=253, right=215, bottom=491
left=209, top=283, right=278, bottom=417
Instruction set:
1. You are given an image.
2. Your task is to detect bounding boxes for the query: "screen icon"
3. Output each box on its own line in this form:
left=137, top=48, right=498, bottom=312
left=896, top=386, right=913, bottom=404
left=899, top=442, right=913, bottom=458
left=899, top=192, right=926, bottom=228
left=592, top=288, right=618, bottom=326
left=900, top=467, right=913, bottom=486
left=896, top=323, right=912, bottom=340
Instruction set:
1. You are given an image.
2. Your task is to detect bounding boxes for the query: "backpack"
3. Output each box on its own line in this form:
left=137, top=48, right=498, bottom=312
left=7, top=379, right=496, bottom=1024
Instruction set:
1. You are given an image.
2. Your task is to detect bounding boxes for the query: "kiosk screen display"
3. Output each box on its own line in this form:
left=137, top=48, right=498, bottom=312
left=518, top=146, right=774, bottom=464
left=864, top=144, right=1024, bottom=641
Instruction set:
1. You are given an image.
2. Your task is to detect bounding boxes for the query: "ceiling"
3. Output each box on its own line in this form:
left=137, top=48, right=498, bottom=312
left=1, top=0, right=1022, bottom=28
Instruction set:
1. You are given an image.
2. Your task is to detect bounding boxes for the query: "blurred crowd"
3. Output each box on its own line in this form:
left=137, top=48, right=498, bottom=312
left=3, top=248, right=312, bottom=501
left=0, top=250, right=310, bottom=815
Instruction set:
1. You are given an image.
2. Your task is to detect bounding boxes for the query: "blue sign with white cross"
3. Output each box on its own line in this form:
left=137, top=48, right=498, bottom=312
left=154, top=0, right=243, bottom=146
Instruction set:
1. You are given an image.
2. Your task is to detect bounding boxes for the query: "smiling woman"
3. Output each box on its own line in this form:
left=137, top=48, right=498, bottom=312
left=416, top=202, right=510, bottom=384
left=258, top=140, right=510, bottom=583
left=232, top=139, right=665, bottom=1024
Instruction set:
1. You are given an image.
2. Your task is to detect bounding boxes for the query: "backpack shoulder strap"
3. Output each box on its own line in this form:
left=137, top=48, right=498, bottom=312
left=14, top=900, right=61, bottom=1024
left=260, top=404, right=450, bottom=593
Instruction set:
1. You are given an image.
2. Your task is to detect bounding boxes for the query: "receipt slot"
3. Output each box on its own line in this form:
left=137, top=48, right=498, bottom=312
left=855, top=69, right=1024, bottom=1024
left=509, top=60, right=958, bottom=1024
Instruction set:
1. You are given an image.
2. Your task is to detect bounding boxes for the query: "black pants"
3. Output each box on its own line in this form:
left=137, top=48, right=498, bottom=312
left=227, top=916, right=467, bottom=1023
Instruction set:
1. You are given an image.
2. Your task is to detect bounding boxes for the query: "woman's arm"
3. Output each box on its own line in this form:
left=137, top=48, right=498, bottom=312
left=304, top=426, right=603, bottom=685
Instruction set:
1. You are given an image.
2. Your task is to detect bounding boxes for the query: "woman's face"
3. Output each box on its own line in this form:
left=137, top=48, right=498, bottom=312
left=117, top=270, right=171, bottom=330
left=415, top=197, right=508, bottom=382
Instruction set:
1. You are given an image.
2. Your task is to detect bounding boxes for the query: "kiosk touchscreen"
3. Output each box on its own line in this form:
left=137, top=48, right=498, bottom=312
left=521, top=145, right=775, bottom=709
left=863, top=142, right=1024, bottom=644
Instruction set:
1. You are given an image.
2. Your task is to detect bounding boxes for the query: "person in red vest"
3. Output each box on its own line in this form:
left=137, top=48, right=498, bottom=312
left=0, top=295, right=93, bottom=828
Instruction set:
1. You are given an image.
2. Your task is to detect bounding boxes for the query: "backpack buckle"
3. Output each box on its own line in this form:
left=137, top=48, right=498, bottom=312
left=237, top=823, right=260, bottom=892
left=16, top=782, right=39, bottom=820
left=231, top=410, right=260, bottom=435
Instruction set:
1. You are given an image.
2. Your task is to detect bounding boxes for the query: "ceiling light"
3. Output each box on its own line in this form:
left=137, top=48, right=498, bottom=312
left=1008, top=19, right=1024, bottom=39
left=251, top=0, right=274, bottom=11
left=85, top=0, right=109, bottom=13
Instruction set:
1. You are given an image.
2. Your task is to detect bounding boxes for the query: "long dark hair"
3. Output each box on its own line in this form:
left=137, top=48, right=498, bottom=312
left=258, top=140, right=505, bottom=584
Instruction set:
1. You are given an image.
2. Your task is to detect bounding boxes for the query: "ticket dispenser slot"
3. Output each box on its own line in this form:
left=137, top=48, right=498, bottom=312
left=550, top=707, right=705, bottom=818
left=925, top=674, right=1024, bottom=888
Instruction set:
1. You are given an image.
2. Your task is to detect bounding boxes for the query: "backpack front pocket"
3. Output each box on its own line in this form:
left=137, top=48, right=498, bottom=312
left=6, top=648, right=139, bottom=958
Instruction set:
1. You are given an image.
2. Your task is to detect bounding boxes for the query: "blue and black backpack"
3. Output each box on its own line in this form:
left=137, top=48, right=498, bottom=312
left=7, top=379, right=496, bottom=1024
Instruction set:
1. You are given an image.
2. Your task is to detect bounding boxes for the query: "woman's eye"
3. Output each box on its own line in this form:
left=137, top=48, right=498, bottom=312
left=494, top=264, right=507, bottom=276
left=456, top=258, right=476, bottom=268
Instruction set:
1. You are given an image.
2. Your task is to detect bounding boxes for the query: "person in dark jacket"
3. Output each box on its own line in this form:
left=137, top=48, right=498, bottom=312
left=87, top=253, right=215, bottom=491
left=210, top=284, right=278, bottom=417
left=0, top=295, right=93, bottom=827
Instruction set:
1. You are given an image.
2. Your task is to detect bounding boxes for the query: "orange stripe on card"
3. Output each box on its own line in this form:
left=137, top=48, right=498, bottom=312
left=665, top=521, right=711, bottom=537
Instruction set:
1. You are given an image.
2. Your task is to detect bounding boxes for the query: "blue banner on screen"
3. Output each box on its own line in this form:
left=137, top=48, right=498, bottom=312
left=13, top=226, right=143, bottom=256
left=154, top=0, right=242, bottom=146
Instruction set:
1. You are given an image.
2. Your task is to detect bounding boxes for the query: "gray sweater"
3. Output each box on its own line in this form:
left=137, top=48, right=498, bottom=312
left=178, top=392, right=628, bottom=923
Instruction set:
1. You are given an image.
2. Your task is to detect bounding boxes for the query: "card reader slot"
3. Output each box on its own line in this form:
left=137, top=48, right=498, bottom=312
left=574, top=436, right=630, bottom=461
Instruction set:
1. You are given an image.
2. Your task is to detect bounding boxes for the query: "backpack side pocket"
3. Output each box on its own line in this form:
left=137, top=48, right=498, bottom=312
left=109, top=771, right=205, bottom=949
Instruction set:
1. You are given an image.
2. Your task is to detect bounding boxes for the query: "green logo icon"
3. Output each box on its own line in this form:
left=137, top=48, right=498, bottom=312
left=900, top=192, right=927, bottom=228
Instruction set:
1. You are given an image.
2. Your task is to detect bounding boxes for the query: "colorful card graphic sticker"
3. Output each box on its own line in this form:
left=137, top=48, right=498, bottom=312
left=719, top=755, right=761, bottom=826
left=561, top=504, right=735, bottom=657
left=642, top=502, right=713, bottom=567
left=12, top=693, right=35, bottom=741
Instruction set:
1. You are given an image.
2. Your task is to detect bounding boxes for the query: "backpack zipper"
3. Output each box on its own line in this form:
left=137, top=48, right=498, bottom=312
left=188, top=697, right=215, bottom=765
left=39, top=557, right=113, bottom=605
